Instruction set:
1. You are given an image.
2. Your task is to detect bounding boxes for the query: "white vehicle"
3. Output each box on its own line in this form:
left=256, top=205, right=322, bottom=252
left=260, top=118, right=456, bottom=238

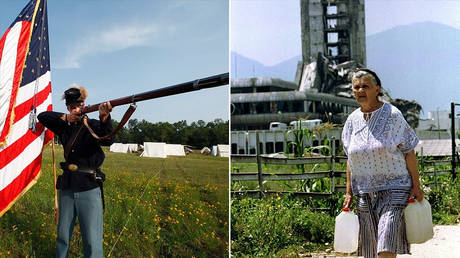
left=269, top=122, right=287, bottom=130
left=289, top=119, right=322, bottom=130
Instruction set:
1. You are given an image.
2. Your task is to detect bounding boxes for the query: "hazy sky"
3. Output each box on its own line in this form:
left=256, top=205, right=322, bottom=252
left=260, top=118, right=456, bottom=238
left=0, top=0, right=229, bottom=124
left=231, top=0, right=460, bottom=66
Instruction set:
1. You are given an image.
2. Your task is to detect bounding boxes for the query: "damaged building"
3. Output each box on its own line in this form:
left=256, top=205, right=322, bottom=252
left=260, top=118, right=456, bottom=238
left=231, top=0, right=422, bottom=130
left=231, top=77, right=359, bottom=130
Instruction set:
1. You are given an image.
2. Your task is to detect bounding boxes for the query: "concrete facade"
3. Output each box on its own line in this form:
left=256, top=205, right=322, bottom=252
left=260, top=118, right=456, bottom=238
left=300, top=0, right=366, bottom=65
left=231, top=78, right=359, bottom=130
left=418, top=110, right=460, bottom=132
left=231, top=128, right=342, bottom=155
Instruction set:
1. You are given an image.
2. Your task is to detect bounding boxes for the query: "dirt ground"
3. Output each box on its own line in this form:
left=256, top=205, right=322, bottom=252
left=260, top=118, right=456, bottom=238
left=305, top=224, right=460, bottom=258
left=398, top=224, right=460, bottom=258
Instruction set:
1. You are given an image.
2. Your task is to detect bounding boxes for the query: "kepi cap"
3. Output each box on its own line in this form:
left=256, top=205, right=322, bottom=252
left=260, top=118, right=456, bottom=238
left=62, top=85, right=87, bottom=106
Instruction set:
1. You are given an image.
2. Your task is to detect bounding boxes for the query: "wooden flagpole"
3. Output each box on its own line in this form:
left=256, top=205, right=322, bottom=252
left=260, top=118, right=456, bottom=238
left=51, top=140, right=58, bottom=223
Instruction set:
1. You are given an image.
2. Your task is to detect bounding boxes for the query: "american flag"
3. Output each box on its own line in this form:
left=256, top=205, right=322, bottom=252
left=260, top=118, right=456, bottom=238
left=0, top=0, right=53, bottom=216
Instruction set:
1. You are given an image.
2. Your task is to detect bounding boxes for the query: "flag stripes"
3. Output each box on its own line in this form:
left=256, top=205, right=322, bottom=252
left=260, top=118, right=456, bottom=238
left=16, top=71, right=51, bottom=107
left=0, top=84, right=52, bottom=195
left=0, top=153, right=43, bottom=213
left=0, top=0, right=53, bottom=217
left=0, top=20, right=32, bottom=145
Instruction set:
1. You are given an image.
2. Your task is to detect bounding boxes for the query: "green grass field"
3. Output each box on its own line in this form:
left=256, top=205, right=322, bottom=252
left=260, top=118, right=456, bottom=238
left=0, top=145, right=229, bottom=257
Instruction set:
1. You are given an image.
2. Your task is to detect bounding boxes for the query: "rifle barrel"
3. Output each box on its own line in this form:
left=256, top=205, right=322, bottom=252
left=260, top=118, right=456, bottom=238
left=81, top=72, right=229, bottom=114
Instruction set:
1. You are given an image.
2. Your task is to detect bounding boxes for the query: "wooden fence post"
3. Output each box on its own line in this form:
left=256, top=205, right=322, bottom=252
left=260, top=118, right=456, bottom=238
left=256, top=132, right=263, bottom=197
left=434, top=161, right=438, bottom=189
left=330, top=137, right=336, bottom=193
left=330, top=137, right=336, bottom=216
left=451, top=102, right=457, bottom=180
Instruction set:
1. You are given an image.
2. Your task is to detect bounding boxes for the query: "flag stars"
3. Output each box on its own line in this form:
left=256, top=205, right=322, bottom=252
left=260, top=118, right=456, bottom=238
left=10, top=2, right=50, bottom=87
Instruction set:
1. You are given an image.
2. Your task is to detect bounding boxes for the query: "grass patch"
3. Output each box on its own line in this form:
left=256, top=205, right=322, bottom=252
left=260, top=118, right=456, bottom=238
left=0, top=145, right=228, bottom=257
left=231, top=196, right=334, bottom=257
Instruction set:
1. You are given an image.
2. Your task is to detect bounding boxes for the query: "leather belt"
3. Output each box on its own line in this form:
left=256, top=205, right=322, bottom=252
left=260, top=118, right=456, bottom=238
left=59, top=162, right=97, bottom=174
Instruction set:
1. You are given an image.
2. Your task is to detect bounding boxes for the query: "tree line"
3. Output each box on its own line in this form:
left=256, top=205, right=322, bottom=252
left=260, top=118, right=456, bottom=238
left=112, top=118, right=228, bottom=149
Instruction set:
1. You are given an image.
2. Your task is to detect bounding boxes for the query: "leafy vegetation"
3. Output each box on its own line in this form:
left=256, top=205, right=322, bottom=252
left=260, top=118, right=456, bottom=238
left=232, top=149, right=460, bottom=256
left=0, top=145, right=228, bottom=257
left=112, top=118, right=228, bottom=149
left=231, top=196, right=334, bottom=257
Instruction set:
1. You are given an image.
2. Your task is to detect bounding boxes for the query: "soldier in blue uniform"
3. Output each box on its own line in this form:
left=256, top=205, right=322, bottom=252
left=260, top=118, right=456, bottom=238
left=38, top=85, right=113, bottom=258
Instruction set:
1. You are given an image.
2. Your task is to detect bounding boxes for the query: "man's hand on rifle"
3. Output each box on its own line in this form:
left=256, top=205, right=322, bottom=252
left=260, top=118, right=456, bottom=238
left=63, top=102, right=84, bottom=123
left=99, top=101, right=113, bottom=122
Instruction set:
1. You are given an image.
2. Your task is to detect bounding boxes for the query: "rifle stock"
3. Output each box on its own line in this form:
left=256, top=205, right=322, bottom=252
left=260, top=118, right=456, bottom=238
left=81, top=72, right=229, bottom=114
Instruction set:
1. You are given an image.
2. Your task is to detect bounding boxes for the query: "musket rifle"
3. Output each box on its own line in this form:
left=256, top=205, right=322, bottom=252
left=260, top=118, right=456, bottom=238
left=78, top=72, right=229, bottom=140
left=81, top=72, right=229, bottom=114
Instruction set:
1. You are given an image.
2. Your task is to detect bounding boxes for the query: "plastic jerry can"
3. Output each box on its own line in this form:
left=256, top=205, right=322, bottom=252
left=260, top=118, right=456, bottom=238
left=334, top=207, right=359, bottom=253
left=404, top=198, right=434, bottom=244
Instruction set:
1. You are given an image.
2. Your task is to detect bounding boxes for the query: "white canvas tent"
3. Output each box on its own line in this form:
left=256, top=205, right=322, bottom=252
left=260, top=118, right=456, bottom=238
left=141, top=142, right=186, bottom=158
left=126, top=144, right=139, bottom=153
left=164, top=144, right=185, bottom=156
left=110, top=143, right=140, bottom=153
left=217, top=144, right=229, bottom=157
left=200, top=147, right=211, bottom=154
left=210, top=145, right=218, bottom=156
left=141, top=142, right=167, bottom=158
left=109, top=143, right=130, bottom=153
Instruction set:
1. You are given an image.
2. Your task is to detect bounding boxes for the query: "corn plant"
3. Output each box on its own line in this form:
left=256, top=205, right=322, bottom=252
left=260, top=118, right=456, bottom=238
left=286, top=119, right=313, bottom=173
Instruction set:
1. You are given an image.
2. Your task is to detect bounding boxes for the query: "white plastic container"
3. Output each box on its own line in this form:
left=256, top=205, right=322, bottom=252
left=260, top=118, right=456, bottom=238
left=334, top=208, right=359, bottom=253
left=404, top=198, right=434, bottom=244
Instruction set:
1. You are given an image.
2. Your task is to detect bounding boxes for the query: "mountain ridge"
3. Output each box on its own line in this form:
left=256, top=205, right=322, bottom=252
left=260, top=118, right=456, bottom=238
left=231, top=21, right=460, bottom=114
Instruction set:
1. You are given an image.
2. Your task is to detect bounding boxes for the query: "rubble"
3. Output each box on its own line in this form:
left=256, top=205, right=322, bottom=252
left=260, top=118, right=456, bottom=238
left=298, top=53, right=422, bottom=128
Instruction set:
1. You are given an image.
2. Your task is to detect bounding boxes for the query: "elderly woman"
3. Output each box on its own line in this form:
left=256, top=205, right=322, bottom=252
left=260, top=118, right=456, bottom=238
left=341, top=69, right=424, bottom=258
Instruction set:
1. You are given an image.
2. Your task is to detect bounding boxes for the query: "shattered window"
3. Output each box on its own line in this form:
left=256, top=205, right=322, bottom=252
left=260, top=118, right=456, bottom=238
left=327, top=32, right=338, bottom=43
left=327, top=19, right=337, bottom=29
left=292, top=101, right=304, bottom=112
left=265, top=142, right=274, bottom=154
left=326, top=5, right=337, bottom=15
left=327, top=46, right=338, bottom=56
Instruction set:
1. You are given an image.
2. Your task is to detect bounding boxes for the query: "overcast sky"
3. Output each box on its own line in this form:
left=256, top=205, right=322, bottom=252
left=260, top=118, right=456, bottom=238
left=0, top=0, right=229, bottom=124
left=231, top=0, right=460, bottom=66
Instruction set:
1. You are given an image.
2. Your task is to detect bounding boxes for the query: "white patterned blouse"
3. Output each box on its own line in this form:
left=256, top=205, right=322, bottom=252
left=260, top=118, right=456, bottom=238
left=341, top=102, right=419, bottom=195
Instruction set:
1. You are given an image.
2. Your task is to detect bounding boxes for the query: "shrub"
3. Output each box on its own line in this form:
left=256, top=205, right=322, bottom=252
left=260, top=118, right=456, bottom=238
left=425, top=177, right=460, bottom=224
left=231, top=196, right=334, bottom=256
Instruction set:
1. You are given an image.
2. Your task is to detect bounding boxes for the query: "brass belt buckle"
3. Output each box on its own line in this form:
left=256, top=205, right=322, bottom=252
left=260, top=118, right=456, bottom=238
left=68, top=164, right=78, bottom=172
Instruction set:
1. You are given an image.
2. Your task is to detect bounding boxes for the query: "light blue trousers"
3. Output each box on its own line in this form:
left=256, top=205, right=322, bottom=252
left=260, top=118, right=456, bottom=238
left=56, top=187, right=103, bottom=258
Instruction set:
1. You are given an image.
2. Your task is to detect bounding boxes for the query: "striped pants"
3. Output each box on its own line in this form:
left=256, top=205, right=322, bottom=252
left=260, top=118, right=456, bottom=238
left=357, top=189, right=411, bottom=258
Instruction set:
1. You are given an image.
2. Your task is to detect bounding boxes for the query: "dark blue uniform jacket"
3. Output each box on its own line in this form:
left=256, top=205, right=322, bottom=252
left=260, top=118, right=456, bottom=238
left=38, top=111, right=114, bottom=191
